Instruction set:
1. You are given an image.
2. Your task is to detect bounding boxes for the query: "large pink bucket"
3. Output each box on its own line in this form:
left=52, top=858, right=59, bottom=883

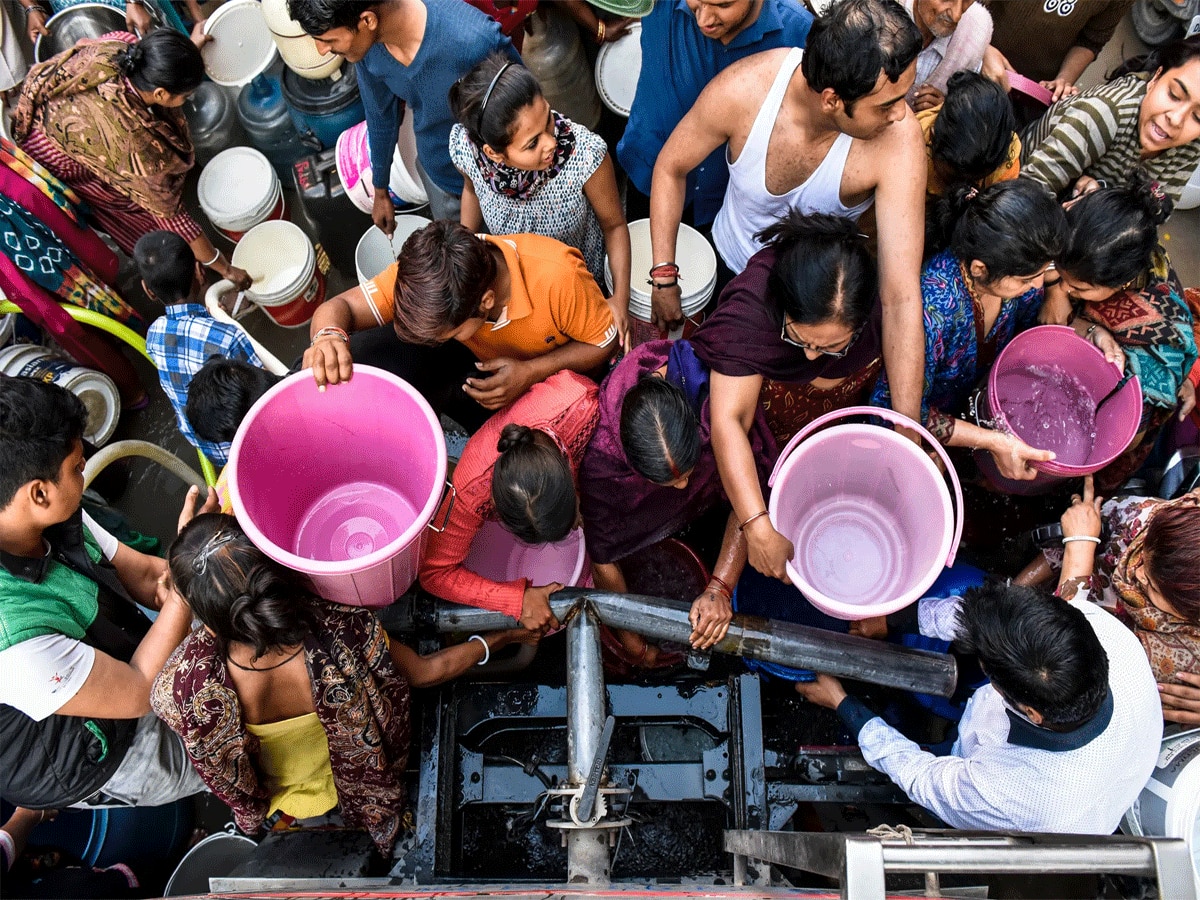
left=464, top=520, right=586, bottom=586
left=228, top=365, right=448, bottom=607
left=975, top=325, right=1143, bottom=495
left=767, top=406, right=963, bottom=620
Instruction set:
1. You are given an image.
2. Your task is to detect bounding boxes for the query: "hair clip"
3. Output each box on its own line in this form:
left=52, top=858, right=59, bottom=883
left=1150, top=181, right=1168, bottom=203
left=192, top=531, right=238, bottom=575
left=964, top=187, right=979, bottom=201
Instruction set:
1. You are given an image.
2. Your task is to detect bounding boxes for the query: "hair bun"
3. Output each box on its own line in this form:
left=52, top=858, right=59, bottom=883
left=116, top=42, right=145, bottom=74
left=1124, top=168, right=1174, bottom=226
left=496, top=423, right=536, bottom=454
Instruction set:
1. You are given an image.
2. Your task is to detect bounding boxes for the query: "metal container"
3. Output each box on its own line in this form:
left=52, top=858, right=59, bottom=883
left=35, top=3, right=128, bottom=63
left=164, top=832, right=257, bottom=897
left=521, top=5, right=601, bottom=130
left=184, top=82, right=248, bottom=167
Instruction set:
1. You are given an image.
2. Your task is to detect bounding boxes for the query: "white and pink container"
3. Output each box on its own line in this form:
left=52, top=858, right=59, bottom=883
left=334, top=118, right=427, bottom=214
left=228, top=365, right=448, bottom=607
left=767, top=406, right=963, bottom=621
left=231, top=220, right=325, bottom=329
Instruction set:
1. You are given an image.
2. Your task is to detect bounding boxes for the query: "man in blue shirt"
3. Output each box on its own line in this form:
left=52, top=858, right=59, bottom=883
left=139, top=232, right=263, bottom=467
left=288, top=0, right=518, bottom=230
left=617, top=0, right=812, bottom=226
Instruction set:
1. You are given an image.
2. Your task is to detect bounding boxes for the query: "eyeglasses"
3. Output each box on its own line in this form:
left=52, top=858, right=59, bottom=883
left=780, top=318, right=864, bottom=359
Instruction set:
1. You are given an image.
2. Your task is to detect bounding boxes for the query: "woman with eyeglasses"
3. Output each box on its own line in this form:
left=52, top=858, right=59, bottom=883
left=872, top=178, right=1066, bottom=483
left=690, top=211, right=885, bottom=583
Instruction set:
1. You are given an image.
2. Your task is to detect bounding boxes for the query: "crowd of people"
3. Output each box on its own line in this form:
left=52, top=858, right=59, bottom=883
left=2, top=0, right=1200, bottom=881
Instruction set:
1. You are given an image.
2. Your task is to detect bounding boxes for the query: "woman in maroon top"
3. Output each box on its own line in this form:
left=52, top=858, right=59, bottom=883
left=690, top=212, right=884, bottom=585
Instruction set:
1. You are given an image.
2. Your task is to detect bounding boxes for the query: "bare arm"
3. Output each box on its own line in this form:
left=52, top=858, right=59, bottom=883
left=460, top=178, right=485, bottom=232
left=584, top=154, right=632, bottom=352
left=710, top=372, right=794, bottom=582
left=301, top=285, right=389, bottom=387
left=872, top=120, right=928, bottom=428
left=688, top=511, right=743, bottom=649
left=649, top=72, right=741, bottom=329
left=389, top=630, right=536, bottom=688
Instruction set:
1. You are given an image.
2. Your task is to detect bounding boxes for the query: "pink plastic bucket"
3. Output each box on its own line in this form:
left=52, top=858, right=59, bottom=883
left=767, top=406, right=963, bottom=620
left=228, top=365, right=448, bottom=607
left=464, top=520, right=586, bottom=587
left=975, top=325, right=1143, bottom=494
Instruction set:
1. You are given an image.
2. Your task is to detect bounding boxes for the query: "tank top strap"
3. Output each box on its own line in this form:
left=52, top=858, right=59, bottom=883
left=732, top=47, right=805, bottom=174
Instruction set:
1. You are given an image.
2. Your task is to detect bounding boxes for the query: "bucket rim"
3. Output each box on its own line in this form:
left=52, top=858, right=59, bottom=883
left=227, top=365, right=449, bottom=576
left=768, top=418, right=956, bottom=620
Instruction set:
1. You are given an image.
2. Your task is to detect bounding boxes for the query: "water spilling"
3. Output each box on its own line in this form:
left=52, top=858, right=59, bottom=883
left=996, top=364, right=1097, bottom=466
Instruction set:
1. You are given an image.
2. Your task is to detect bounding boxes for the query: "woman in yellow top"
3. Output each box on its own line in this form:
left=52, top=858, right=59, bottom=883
left=918, top=71, right=1021, bottom=199
left=152, top=514, right=536, bottom=853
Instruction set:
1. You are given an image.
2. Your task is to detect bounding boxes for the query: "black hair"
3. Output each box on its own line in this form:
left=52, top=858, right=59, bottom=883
left=930, top=72, right=1017, bottom=188
left=754, top=210, right=877, bottom=327
left=286, top=0, right=377, bottom=35
left=449, top=54, right=544, bottom=152
left=802, top=0, right=921, bottom=113
left=393, top=220, right=497, bottom=345
left=619, top=376, right=701, bottom=485
left=1059, top=169, right=1173, bottom=288
left=133, top=230, right=195, bottom=305
left=930, top=179, right=1066, bottom=280
left=169, top=513, right=319, bottom=660
left=0, top=377, right=87, bottom=510
left=1110, top=34, right=1200, bottom=80
left=186, top=358, right=283, bottom=444
left=491, top=424, right=577, bottom=544
left=956, top=580, right=1109, bottom=730
left=116, top=29, right=204, bottom=96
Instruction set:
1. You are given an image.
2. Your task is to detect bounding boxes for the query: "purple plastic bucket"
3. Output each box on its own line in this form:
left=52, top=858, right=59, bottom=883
left=975, top=325, right=1142, bottom=495
left=228, top=365, right=447, bottom=607
left=767, top=406, right=963, bottom=621
left=464, top=520, right=586, bottom=586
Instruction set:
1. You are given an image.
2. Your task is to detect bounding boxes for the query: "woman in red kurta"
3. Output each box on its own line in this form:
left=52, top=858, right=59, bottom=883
left=419, top=370, right=599, bottom=631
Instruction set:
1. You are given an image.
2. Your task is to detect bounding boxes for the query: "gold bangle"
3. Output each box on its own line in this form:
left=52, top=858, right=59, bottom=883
left=596, top=20, right=606, bottom=42
left=738, top=510, right=769, bottom=532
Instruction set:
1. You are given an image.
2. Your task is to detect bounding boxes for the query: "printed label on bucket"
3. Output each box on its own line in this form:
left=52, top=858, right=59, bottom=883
left=18, top=358, right=75, bottom=383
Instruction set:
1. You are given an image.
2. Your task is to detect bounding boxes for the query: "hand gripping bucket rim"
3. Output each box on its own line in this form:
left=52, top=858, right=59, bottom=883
left=594, top=21, right=642, bottom=116
left=228, top=365, right=448, bottom=577
left=767, top=405, right=963, bottom=620
left=987, top=324, right=1143, bottom=477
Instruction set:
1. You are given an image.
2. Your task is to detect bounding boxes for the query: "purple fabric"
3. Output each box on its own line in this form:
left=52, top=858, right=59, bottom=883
left=579, top=340, right=778, bottom=565
left=689, top=245, right=884, bottom=382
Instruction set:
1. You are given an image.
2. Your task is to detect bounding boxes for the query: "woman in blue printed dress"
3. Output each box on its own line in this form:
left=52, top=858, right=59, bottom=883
left=449, top=54, right=632, bottom=349
left=873, top=178, right=1066, bottom=481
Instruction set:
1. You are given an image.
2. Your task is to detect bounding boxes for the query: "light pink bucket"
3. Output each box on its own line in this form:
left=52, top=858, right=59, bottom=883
left=464, top=520, right=586, bottom=587
left=767, top=406, right=963, bottom=620
left=228, top=365, right=448, bottom=607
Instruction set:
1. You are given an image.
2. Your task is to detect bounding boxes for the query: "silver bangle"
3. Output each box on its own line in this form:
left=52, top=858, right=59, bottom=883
left=468, top=634, right=490, bottom=666
left=202, top=248, right=222, bottom=268
left=1062, top=535, right=1101, bottom=545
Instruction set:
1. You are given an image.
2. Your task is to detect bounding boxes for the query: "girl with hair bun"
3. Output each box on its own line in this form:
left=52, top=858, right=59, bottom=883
left=420, top=371, right=601, bottom=633
left=11, top=25, right=251, bottom=288
left=153, top=514, right=535, bottom=852
left=1051, top=171, right=1197, bottom=489
left=449, top=54, right=632, bottom=349
left=873, top=178, right=1065, bottom=483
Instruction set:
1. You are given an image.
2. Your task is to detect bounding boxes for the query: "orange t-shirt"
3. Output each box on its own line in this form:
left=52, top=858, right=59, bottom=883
left=362, top=233, right=617, bottom=361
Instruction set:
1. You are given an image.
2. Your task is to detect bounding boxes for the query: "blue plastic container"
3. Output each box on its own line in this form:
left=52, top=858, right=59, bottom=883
left=1, top=799, right=193, bottom=867
left=237, top=74, right=310, bottom=180
left=282, top=63, right=366, bottom=151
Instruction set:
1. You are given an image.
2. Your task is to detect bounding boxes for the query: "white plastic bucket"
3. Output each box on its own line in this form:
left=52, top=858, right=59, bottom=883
left=354, top=216, right=431, bottom=287
left=198, top=147, right=286, bottom=242
left=0, top=312, right=13, bottom=347
left=595, top=22, right=642, bottom=117
left=232, top=220, right=326, bottom=329
left=0, top=343, right=121, bottom=445
left=605, top=218, right=716, bottom=345
left=1123, top=729, right=1200, bottom=883
left=201, top=0, right=279, bottom=88
left=260, top=0, right=343, bottom=81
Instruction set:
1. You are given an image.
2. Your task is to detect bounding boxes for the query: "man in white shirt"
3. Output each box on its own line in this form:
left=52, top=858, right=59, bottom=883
left=798, top=579, right=1162, bottom=833
left=0, top=378, right=213, bottom=809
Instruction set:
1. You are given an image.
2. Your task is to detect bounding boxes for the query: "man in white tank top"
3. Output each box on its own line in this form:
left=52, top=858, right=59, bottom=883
left=649, top=0, right=928, bottom=426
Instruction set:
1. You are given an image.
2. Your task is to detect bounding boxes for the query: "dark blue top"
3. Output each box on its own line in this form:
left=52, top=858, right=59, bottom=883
left=357, top=0, right=518, bottom=195
left=615, top=0, right=812, bottom=225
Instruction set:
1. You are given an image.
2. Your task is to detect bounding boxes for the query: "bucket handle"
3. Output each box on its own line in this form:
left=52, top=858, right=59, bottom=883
left=426, top=481, right=457, bottom=533
left=766, top=405, right=964, bottom=568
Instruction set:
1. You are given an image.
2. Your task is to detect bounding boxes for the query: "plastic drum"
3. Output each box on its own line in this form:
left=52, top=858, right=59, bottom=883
left=595, top=23, right=642, bottom=117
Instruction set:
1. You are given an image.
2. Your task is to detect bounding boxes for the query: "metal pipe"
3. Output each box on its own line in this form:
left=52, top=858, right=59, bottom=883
left=426, top=589, right=958, bottom=698
left=565, top=606, right=610, bottom=886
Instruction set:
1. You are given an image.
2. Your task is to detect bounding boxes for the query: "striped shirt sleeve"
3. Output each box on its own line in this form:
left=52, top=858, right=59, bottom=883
left=1020, top=76, right=1144, bottom=195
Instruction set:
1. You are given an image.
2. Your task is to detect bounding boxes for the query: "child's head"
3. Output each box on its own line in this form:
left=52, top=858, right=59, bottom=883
left=0, top=378, right=88, bottom=527
left=134, top=230, right=198, bottom=306
left=449, top=54, right=556, bottom=172
left=930, top=71, right=1016, bottom=190
left=186, top=357, right=283, bottom=444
